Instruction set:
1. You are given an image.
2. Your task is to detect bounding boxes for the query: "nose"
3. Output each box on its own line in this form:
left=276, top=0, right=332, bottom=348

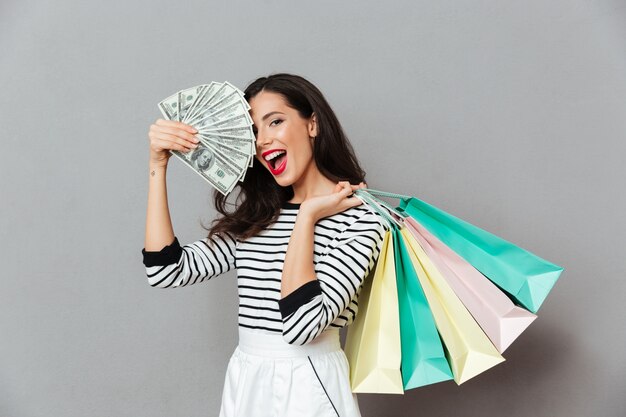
left=255, top=128, right=272, bottom=152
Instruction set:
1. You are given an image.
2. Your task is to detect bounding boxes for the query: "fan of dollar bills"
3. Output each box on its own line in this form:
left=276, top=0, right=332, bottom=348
left=158, top=81, right=256, bottom=195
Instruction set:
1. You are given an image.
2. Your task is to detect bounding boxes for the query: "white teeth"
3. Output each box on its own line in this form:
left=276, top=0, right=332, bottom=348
left=264, top=150, right=286, bottom=161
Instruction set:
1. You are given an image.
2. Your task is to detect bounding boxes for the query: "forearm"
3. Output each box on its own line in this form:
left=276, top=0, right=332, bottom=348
left=281, top=212, right=317, bottom=298
left=144, top=162, right=175, bottom=251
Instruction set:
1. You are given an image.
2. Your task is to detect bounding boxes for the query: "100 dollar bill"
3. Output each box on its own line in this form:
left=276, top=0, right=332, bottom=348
left=158, top=82, right=255, bottom=194
left=169, top=142, right=243, bottom=195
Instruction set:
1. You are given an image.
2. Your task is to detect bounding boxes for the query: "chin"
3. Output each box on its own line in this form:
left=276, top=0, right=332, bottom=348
left=274, top=175, right=295, bottom=188
left=273, top=168, right=303, bottom=188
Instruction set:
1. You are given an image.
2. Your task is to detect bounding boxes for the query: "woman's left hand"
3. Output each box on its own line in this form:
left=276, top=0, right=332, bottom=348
left=299, top=181, right=367, bottom=223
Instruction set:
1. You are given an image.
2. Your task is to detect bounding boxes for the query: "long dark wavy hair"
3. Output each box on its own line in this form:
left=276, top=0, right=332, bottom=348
left=204, top=73, right=366, bottom=240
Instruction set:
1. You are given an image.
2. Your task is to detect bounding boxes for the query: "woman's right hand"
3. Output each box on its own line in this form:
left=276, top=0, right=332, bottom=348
left=148, top=119, right=200, bottom=166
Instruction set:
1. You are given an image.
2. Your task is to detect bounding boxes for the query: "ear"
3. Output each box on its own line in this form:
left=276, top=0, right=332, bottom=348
left=308, top=112, right=318, bottom=138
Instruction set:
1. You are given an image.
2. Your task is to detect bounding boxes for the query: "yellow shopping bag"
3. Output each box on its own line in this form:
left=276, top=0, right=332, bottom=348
left=400, top=228, right=505, bottom=384
left=345, top=231, right=403, bottom=393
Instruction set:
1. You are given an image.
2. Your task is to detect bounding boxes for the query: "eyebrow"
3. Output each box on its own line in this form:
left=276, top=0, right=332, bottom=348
left=261, top=111, right=285, bottom=122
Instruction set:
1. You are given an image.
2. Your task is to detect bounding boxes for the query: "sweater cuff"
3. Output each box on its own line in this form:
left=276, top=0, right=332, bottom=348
left=142, top=237, right=183, bottom=267
left=278, top=280, right=322, bottom=318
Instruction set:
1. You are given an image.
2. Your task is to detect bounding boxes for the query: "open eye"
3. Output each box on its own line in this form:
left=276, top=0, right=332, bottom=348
left=270, top=119, right=283, bottom=127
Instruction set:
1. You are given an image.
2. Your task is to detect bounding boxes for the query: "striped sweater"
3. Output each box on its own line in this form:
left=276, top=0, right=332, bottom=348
left=141, top=201, right=387, bottom=346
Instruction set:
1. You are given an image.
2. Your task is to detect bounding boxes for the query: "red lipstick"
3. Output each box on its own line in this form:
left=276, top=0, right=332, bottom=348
left=261, top=148, right=288, bottom=176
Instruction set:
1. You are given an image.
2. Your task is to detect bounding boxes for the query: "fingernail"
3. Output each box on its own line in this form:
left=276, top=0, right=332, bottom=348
left=194, top=135, right=200, bottom=143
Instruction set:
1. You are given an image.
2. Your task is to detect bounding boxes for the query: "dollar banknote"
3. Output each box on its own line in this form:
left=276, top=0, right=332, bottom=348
left=157, top=81, right=256, bottom=195
left=199, top=133, right=255, bottom=166
left=158, top=93, right=180, bottom=121
left=182, top=82, right=218, bottom=122
left=178, top=85, right=206, bottom=121
left=173, top=143, right=243, bottom=195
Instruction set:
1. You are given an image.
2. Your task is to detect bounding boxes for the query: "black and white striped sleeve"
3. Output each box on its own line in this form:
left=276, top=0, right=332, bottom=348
left=278, top=210, right=386, bottom=345
left=141, top=233, right=237, bottom=289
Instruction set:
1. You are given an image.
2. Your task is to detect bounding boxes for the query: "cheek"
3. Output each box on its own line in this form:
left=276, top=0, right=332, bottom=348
left=291, top=144, right=314, bottom=168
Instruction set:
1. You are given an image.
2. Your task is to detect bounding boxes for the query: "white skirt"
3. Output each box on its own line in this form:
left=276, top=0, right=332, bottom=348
left=219, top=327, right=362, bottom=417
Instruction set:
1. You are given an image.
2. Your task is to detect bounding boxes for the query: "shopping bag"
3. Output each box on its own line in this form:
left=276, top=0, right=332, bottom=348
left=344, top=231, right=404, bottom=394
left=356, top=191, right=453, bottom=390
left=400, top=228, right=505, bottom=384
left=363, top=189, right=564, bottom=313
left=405, top=217, right=537, bottom=353
left=392, top=226, right=455, bottom=389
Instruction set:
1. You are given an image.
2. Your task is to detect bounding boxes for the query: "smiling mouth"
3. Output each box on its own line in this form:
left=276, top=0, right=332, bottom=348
left=264, top=150, right=287, bottom=175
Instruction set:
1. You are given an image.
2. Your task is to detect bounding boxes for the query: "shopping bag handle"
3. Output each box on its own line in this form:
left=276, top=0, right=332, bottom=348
left=354, top=189, right=404, bottom=229
left=356, top=189, right=410, bottom=223
left=359, top=188, right=412, bottom=201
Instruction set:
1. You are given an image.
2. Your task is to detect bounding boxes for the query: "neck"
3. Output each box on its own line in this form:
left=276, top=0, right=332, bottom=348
left=289, top=160, right=336, bottom=203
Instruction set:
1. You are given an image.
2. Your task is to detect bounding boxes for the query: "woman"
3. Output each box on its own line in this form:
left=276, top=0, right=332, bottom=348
left=143, top=73, right=386, bottom=417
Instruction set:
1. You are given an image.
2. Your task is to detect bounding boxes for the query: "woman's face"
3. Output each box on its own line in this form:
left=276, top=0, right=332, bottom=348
left=249, top=91, right=317, bottom=188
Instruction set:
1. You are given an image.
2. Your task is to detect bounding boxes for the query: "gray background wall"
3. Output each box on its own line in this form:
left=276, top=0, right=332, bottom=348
left=1, top=0, right=624, bottom=416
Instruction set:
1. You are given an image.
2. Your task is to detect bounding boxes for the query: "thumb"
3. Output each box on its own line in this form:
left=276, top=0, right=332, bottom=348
left=339, top=184, right=353, bottom=198
left=345, top=193, right=364, bottom=209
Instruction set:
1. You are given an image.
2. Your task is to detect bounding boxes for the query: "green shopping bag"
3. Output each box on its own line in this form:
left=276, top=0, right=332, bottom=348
left=362, top=189, right=564, bottom=314
left=393, top=227, right=454, bottom=389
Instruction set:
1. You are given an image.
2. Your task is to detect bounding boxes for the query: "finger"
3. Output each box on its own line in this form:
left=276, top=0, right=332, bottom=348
left=151, top=123, right=196, bottom=138
left=344, top=181, right=356, bottom=190
left=155, top=118, right=198, bottom=133
left=340, top=183, right=353, bottom=193
left=150, top=131, right=191, bottom=145
left=351, top=196, right=364, bottom=206
left=343, top=194, right=363, bottom=209
left=155, top=118, right=197, bottom=132
left=153, top=138, right=194, bottom=153
left=152, top=125, right=199, bottom=143
left=152, top=132, right=199, bottom=150
left=338, top=185, right=354, bottom=200
left=339, top=181, right=354, bottom=193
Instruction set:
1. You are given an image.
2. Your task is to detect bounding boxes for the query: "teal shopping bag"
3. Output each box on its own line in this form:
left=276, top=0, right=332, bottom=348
left=363, top=189, right=564, bottom=314
left=392, top=226, right=454, bottom=389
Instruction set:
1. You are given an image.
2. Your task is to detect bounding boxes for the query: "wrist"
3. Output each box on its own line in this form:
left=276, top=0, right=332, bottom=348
left=149, top=159, right=168, bottom=169
left=149, top=151, right=170, bottom=168
left=296, top=209, right=318, bottom=226
left=149, top=163, right=167, bottom=178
